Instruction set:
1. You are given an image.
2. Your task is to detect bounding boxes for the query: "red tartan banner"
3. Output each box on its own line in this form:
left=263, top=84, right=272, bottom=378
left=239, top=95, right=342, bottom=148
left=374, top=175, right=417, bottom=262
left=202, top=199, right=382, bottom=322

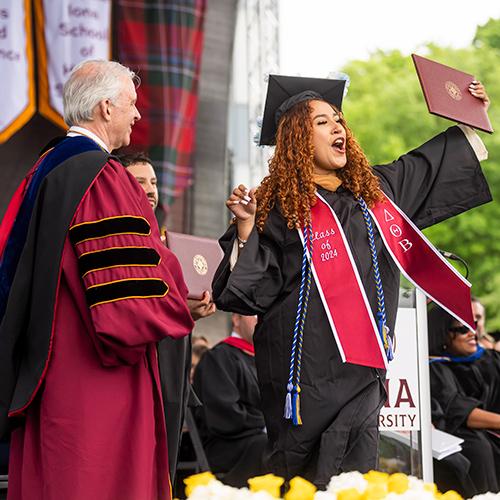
left=115, top=0, right=206, bottom=205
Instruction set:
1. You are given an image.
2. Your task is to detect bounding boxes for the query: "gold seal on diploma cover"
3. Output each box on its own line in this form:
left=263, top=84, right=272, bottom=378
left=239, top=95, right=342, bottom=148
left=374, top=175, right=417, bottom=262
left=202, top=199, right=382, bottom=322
left=445, top=81, right=462, bottom=101
left=193, top=254, right=208, bottom=275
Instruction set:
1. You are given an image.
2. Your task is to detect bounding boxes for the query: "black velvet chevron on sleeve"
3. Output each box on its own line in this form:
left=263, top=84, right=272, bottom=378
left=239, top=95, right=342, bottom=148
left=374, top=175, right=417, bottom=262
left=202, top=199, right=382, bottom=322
left=85, top=278, right=169, bottom=307
left=69, top=216, right=151, bottom=245
left=78, top=247, right=161, bottom=277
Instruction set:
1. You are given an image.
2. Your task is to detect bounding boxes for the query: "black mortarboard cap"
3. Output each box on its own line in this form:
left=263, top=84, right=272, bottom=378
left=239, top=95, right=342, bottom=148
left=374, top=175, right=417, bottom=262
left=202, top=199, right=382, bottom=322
left=259, top=75, right=346, bottom=146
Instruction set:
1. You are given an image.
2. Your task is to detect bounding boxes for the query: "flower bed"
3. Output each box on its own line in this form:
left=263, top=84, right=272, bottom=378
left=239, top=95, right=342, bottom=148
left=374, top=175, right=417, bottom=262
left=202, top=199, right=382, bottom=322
left=182, top=471, right=500, bottom=500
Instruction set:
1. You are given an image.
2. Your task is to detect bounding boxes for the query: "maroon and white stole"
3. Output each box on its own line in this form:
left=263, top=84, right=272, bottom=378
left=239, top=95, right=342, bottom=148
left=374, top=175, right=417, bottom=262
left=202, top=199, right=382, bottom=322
left=300, top=192, right=474, bottom=369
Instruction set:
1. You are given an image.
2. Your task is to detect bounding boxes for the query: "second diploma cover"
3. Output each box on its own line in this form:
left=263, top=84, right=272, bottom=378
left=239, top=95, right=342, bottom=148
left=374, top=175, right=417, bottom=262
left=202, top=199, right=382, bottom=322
left=165, top=231, right=223, bottom=299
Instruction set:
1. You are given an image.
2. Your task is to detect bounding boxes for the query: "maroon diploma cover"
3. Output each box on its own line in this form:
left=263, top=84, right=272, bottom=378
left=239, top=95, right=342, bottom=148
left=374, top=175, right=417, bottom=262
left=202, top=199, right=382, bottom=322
left=165, top=231, right=223, bottom=299
left=412, top=53, right=493, bottom=134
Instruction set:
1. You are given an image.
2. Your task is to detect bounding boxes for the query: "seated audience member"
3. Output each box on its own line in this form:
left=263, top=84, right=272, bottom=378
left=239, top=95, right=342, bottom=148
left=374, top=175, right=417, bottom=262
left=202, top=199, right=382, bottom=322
left=190, top=336, right=211, bottom=384
left=471, top=296, right=497, bottom=350
left=431, top=398, right=478, bottom=497
left=192, top=335, right=210, bottom=348
left=193, top=314, right=267, bottom=487
left=190, top=343, right=209, bottom=383
left=490, top=330, right=500, bottom=352
left=428, top=305, right=500, bottom=494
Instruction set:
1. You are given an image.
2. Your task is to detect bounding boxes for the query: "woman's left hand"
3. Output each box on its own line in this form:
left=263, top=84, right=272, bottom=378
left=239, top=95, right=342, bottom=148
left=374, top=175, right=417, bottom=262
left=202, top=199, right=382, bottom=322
left=469, top=81, right=490, bottom=110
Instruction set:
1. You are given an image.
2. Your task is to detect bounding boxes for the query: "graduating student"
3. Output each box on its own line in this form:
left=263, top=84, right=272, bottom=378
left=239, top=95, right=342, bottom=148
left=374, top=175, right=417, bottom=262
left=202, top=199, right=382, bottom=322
left=0, top=60, right=194, bottom=500
left=212, top=74, right=492, bottom=487
left=193, top=314, right=266, bottom=487
left=428, top=306, right=500, bottom=494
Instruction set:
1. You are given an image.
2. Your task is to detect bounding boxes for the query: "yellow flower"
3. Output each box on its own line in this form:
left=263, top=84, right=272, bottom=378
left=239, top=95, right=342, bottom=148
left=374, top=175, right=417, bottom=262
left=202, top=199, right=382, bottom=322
left=363, top=471, right=389, bottom=485
left=440, top=491, right=463, bottom=500
left=284, top=476, right=317, bottom=500
left=248, top=473, right=285, bottom=498
left=337, top=488, right=363, bottom=500
left=387, top=473, right=409, bottom=494
left=362, top=482, right=388, bottom=500
left=424, top=482, right=438, bottom=495
left=183, top=471, right=216, bottom=497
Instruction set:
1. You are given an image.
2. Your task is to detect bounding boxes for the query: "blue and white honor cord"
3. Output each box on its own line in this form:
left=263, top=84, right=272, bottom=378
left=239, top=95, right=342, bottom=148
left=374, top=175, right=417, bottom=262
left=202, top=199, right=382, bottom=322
left=284, top=220, right=313, bottom=426
left=357, top=196, right=394, bottom=361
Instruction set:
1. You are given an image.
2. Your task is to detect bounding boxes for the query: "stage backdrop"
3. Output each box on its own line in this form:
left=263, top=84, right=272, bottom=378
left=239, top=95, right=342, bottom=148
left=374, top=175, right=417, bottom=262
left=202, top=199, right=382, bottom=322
left=115, top=0, right=207, bottom=205
left=35, top=0, right=112, bottom=128
left=0, top=0, right=35, bottom=143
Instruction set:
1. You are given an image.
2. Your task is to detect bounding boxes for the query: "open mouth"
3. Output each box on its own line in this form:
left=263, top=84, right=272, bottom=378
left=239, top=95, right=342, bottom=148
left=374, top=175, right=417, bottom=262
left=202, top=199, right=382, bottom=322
left=332, top=137, right=346, bottom=153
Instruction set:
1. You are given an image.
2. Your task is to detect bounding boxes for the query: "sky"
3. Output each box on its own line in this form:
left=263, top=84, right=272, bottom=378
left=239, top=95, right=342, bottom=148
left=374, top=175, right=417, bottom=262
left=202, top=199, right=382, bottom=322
left=279, top=0, right=500, bottom=76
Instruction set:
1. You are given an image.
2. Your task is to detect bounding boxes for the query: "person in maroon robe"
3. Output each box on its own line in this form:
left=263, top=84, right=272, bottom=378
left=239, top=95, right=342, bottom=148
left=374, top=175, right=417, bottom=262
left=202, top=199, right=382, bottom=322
left=0, top=60, right=194, bottom=500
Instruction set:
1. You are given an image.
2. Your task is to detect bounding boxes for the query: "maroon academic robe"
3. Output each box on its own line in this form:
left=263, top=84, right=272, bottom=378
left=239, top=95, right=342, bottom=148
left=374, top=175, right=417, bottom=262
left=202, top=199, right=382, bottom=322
left=8, top=160, right=194, bottom=500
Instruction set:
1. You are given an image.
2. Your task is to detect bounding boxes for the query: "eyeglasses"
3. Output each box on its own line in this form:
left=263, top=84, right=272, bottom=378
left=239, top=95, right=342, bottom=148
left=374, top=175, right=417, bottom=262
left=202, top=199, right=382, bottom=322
left=449, top=321, right=478, bottom=335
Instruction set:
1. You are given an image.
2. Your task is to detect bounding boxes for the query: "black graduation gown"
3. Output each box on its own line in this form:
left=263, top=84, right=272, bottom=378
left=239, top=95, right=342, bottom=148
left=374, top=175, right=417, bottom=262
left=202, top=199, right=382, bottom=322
left=157, top=334, right=192, bottom=483
left=430, top=350, right=500, bottom=493
left=431, top=398, right=478, bottom=498
left=213, top=126, right=492, bottom=487
left=193, top=342, right=267, bottom=487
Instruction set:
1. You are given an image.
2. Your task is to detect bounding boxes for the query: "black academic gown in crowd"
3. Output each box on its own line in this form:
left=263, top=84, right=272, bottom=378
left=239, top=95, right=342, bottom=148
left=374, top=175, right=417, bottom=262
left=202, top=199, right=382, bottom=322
left=430, top=350, right=500, bottom=493
left=431, top=399, right=478, bottom=498
left=193, top=341, right=267, bottom=487
left=157, top=334, right=192, bottom=483
left=213, top=126, right=492, bottom=488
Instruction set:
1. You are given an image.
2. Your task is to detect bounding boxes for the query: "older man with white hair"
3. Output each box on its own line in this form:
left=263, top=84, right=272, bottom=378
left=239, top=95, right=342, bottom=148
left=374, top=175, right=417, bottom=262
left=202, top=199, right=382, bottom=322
left=0, top=60, right=194, bottom=500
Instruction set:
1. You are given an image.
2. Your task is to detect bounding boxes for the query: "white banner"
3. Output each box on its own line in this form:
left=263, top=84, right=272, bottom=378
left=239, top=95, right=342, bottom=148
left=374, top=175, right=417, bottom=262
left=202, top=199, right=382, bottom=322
left=379, top=308, right=420, bottom=431
left=0, top=0, right=35, bottom=143
left=35, top=0, right=111, bottom=128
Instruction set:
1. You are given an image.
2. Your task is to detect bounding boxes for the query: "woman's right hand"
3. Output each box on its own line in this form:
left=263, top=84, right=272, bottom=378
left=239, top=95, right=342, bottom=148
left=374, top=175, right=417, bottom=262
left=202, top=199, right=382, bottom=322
left=226, top=184, right=257, bottom=223
left=469, top=81, right=490, bottom=110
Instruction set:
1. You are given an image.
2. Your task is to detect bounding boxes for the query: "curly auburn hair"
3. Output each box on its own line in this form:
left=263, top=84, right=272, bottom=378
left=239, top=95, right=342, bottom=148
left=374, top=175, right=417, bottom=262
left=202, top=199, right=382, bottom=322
left=254, top=100, right=383, bottom=231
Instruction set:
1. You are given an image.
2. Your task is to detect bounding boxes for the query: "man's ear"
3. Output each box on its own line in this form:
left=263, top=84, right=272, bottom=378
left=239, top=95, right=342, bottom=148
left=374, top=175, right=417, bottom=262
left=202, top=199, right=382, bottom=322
left=231, top=314, right=240, bottom=332
left=98, top=99, right=112, bottom=122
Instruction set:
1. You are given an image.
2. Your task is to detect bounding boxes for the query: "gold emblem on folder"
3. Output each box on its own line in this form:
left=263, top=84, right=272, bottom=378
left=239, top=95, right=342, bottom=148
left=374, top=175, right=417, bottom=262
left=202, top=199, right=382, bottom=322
left=193, top=255, right=208, bottom=275
left=445, top=81, right=462, bottom=101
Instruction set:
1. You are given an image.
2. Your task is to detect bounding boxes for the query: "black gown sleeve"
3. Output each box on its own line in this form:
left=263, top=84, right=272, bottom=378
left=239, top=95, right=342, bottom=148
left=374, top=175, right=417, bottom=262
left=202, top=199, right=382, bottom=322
left=193, top=346, right=265, bottom=439
left=430, top=362, right=482, bottom=434
left=212, top=214, right=286, bottom=315
left=374, top=126, right=492, bottom=229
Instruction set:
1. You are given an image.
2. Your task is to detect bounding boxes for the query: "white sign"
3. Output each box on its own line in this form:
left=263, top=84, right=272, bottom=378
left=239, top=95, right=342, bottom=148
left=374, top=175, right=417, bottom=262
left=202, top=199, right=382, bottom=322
left=0, top=0, right=34, bottom=142
left=37, top=0, right=111, bottom=128
left=379, top=308, right=420, bottom=431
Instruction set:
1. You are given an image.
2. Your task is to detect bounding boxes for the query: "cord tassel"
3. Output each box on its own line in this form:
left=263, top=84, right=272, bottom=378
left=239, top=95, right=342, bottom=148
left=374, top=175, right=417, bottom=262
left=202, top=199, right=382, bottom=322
left=386, top=334, right=394, bottom=361
left=284, top=383, right=293, bottom=419
left=291, top=385, right=302, bottom=426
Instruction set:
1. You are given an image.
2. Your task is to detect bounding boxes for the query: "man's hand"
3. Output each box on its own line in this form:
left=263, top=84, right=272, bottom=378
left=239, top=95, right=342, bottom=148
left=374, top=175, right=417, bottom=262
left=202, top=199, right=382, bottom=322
left=188, top=291, right=216, bottom=321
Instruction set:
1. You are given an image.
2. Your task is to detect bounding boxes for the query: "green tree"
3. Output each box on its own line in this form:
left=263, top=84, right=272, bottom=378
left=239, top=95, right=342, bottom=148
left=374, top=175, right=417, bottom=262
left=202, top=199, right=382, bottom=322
left=474, top=17, right=500, bottom=50
left=341, top=26, right=500, bottom=329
